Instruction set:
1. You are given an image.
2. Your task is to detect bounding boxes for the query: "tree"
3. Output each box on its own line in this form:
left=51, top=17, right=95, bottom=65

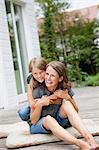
left=65, top=19, right=99, bottom=75
left=35, top=0, right=70, bottom=61
left=35, top=0, right=99, bottom=82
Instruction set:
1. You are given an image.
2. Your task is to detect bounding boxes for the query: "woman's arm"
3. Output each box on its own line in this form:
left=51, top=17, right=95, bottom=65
left=30, top=96, right=52, bottom=125
left=30, top=101, right=43, bottom=125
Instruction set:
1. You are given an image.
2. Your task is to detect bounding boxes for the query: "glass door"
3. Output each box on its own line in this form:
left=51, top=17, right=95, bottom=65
left=5, top=1, right=28, bottom=101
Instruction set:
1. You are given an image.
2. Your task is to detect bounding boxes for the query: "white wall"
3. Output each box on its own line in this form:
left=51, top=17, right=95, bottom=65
left=0, top=44, right=7, bottom=108
left=0, top=0, right=41, bottom=108
left=22, top=0, right=41, bottom=61
left=0, top=0, right=18, bottom=108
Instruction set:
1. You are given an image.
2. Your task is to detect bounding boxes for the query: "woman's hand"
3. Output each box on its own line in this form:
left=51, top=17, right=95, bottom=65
left=41, top=96, right=51, bottom=106
left=34, top=96, right=53, bottom=107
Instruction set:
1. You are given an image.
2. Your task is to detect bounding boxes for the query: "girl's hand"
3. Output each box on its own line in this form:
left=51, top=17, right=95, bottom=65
left=50, top=98, right=62, bottom=105
left=47, top=94, right=62, bottom=105
left=48, top=94, right=58, bottom=100
left=54, top=90, right=79, bottom=112
left=54, top=90, right=70, bottom=100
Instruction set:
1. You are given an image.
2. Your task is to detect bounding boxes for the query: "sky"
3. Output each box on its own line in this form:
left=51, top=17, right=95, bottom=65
left=68, top=0, right=99, bottom=11
left=35, top=0, right=99, bottom=18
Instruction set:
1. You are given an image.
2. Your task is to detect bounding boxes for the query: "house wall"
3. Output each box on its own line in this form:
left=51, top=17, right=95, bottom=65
left=78, top=5, right=99, bottom=21
left=0, top=0, right=17, bottom=108
left=0, top=0, right=40, bottom=108
left=21, top=0, right=41, bottom=61
left=0, top=44, right=8, bottom=108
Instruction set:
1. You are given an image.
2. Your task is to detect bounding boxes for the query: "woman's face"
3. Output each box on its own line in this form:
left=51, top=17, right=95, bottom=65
left=45, top=66, right=62, bottom=91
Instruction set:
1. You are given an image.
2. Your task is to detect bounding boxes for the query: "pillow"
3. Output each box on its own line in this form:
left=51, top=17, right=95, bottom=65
left=0, top=121, right=29, bottom=138
left=6, top=119, right=99, bottom=148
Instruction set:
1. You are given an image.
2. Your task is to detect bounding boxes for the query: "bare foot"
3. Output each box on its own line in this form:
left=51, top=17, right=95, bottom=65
left=90, top=145, right=99, bottom=150
left=95, top=146, right=99, bottom=150
left=84, top=135, right=99, bottom=150
left=78, top=139, right=91, bottom=150
left=86, top=139, right=99, bottom=150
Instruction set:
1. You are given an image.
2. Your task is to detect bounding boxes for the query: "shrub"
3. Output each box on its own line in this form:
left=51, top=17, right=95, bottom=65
left=67, top=65, right=82, bottom=82
left=85, top=73, right=99, bottom=86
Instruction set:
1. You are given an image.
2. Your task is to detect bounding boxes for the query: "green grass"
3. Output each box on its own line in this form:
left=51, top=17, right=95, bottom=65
left=85, top=73, right=99, bottom=86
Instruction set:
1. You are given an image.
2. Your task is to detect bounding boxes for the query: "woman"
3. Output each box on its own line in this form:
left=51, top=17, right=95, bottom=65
left=30, top=61, right=99, bottom=150
left=18, top=57, right=75, bottom=122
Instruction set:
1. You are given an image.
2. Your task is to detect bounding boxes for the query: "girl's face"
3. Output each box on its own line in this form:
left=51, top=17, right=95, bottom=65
left=32, top=67, right=45, bottom=83
left=45, top=66, right=63, bottom=92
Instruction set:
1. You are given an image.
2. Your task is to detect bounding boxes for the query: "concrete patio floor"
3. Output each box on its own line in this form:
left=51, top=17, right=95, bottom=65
left=0, top=86, right=99, bottom=150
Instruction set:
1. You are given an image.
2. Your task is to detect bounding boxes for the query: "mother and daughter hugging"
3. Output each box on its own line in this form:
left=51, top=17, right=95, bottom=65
left=18, top=57, right=99, bottom=150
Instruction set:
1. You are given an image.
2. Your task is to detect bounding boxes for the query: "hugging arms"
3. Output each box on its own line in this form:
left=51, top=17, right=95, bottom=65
left=18, top=59, right=99, bottom=150
left=30, top=89, right=79, bottom=125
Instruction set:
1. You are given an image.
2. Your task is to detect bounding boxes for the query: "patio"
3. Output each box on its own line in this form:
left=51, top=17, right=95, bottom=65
left=0, top=86, right=99, bottom=150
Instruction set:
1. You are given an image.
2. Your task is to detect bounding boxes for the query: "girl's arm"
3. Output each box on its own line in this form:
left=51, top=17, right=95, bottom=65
left=27, top=84, right=36, bottom=109
left=54, top=90, right=79, bottom=112
left=27, top=75, right=36, bottom=109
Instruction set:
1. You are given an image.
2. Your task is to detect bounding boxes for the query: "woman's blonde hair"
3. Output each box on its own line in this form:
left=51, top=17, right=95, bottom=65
left=29, top=57, right=48, bottom=89
left=46, top=61, right=71, bottom=90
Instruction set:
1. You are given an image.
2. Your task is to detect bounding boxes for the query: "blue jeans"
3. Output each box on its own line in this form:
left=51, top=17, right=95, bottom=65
left=18, top=102, right=30, bottom=121
left=29, top=109, right=71, bottom=134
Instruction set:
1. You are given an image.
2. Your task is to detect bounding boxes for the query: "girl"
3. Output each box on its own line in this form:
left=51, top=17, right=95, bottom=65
left=18, top=57, right=48, bottom=121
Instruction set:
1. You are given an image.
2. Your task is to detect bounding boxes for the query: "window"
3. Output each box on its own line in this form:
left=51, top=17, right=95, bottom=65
left=5, top=1, right=28, bottom=95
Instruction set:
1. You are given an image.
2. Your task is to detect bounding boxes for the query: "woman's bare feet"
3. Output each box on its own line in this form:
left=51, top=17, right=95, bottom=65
left=78, top=139, right=91, bottom=150
left=85, top=137, right=99, bottom=150
left=95, top=146, right=99, bottom=150
left=90, top=145, right=99, bottom=150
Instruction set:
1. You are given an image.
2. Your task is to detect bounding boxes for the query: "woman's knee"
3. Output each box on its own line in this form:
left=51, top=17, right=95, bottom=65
left=63, top=100, right=74, bottom=109
left=43, top=115, right=54, bottom=127
left=60, top=100, right=74, bottom=115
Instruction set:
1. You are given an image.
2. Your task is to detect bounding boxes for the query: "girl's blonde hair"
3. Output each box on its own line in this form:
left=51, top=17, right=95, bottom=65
left=29, top=57, right=48, bottom=73
left=29, top=57, right=48, bottom=89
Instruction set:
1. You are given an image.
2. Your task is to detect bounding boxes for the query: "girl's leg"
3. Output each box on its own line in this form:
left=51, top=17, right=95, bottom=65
left=59, top=100, right=99, bottom=148
left=18, top=103, right=30, bottom=121
left=43, top=115, right=91, bottom=150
